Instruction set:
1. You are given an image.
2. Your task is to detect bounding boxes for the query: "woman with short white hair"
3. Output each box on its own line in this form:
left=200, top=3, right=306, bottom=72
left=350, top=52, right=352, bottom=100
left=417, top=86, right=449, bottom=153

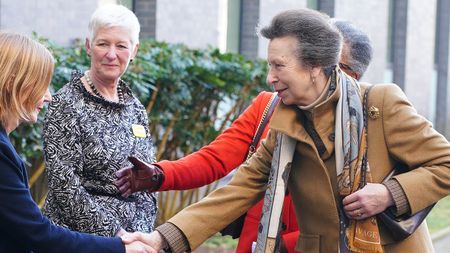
left=43, top=4, right=157, bottom=237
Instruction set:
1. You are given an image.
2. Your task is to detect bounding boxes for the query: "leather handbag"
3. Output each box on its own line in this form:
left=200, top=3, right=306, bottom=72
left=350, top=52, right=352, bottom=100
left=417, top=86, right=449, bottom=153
left=362, top=85, right=435, bottom=242
left=220, top=93, right=280, bottom=239
left=377, top=164, right=435, bottom=241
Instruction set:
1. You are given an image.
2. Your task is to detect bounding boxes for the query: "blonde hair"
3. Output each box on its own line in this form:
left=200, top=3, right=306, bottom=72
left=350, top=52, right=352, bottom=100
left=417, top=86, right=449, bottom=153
left=0, top=32, right=54, bottom=126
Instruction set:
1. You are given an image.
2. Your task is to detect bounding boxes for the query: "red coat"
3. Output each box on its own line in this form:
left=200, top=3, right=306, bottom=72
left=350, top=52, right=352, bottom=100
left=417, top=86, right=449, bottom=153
left=157, top=91, right=299, bottom=253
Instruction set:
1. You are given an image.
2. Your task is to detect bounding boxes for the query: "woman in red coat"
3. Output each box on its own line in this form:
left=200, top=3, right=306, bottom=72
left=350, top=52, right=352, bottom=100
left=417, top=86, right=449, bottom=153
left=117, top=91, right=299, bottom=253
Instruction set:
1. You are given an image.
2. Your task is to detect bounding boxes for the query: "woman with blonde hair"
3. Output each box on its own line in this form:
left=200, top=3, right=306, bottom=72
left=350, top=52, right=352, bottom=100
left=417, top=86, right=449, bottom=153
left=0, top=32, right=152, bottom=253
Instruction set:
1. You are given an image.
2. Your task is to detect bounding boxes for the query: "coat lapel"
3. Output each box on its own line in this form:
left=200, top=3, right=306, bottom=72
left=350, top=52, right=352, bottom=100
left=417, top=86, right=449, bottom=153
left=269, top=83, right=341, bottom=159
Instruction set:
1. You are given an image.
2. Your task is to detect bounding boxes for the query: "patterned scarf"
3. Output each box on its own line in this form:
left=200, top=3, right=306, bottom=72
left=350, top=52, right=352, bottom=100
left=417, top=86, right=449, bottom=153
left=335, top=69, right=383, bottom=253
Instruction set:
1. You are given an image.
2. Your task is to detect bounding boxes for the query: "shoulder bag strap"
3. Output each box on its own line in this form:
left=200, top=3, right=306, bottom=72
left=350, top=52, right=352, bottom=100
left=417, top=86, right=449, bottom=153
left=247, top=93, right=280, bottom=159
left=360, top=84, right=376, bottom=187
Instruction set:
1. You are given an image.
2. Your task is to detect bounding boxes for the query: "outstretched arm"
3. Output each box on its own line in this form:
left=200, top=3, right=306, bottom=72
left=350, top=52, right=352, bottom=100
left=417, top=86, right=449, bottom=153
left=115, top=92, right=274, bottom=195
left=0, top=144, right=125, bottom=252
left=157, top=92, right=273, bottom=190
left=159, top=130, right=277, bottom=252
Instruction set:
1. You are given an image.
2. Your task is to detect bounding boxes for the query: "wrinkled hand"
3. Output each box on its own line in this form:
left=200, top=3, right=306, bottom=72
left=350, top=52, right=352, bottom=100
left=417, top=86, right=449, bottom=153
left=115, top=156, right=165, bottom=198
left=116, top=228, right=129, bottom=237
left=122, top=231, right=167, bottom=252
left=342, top=183, right=394, bottom=220
left=124, top=240, right=156, bottom=253
left=121, top=229, right=157, bottom=252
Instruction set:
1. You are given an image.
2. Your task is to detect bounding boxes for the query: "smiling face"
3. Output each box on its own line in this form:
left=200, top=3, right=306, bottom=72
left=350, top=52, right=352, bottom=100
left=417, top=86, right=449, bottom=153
left=266, top=36, right=323, bottom=106
left=86, top=26, right=138, bottom=83
left=29, top=88, right=52, bottom=123
left=0, top=32, right=55, bottom=134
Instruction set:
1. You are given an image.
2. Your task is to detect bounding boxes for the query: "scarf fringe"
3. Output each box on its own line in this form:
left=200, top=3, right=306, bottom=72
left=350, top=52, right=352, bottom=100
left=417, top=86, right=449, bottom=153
left=347, top=216, right=384, bottom=253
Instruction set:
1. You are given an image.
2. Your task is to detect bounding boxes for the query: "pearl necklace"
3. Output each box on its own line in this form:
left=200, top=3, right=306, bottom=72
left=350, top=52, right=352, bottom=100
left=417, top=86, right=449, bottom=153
left=84, top=71, right=124, bottom=104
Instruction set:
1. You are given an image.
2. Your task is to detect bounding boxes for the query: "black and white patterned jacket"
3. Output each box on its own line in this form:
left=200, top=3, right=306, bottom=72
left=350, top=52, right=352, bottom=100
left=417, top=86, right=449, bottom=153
left=43, top=71, right=157, bottom=236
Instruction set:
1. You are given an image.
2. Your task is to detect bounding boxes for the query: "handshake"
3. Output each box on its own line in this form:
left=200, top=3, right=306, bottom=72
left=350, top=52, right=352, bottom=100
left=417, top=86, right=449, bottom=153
left=119, top=229, right=169, bottom=253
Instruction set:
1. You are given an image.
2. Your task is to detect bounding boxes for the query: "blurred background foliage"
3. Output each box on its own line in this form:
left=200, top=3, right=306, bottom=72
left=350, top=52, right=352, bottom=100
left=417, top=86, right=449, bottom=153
left=11, top=37, right=270, bottom=223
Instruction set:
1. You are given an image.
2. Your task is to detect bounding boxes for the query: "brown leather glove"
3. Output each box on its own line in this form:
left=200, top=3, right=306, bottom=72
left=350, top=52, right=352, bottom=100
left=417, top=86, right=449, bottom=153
left=115, top=156, right=165, bottom=198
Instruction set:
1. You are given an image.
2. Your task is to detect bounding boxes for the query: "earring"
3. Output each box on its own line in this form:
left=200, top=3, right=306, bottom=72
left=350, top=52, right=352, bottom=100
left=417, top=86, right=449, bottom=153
left=310, top=70, right=316, bottom=86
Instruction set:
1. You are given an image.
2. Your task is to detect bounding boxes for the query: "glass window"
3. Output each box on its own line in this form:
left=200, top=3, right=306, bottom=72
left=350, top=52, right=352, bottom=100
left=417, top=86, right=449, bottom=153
left=119, top=0, right=134, bottom=10
left=307, top=0, right=318, bottom=10
left=227, top=0, right=241, bottom=53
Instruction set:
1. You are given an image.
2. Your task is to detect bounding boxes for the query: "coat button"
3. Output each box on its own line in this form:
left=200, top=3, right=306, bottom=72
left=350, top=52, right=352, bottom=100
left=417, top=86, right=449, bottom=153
left=328, top=133, right=335, bottom=141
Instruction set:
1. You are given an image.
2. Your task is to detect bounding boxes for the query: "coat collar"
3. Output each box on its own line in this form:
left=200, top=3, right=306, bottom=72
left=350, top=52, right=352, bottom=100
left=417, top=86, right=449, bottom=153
left=269, top=81, right=341, bottom=159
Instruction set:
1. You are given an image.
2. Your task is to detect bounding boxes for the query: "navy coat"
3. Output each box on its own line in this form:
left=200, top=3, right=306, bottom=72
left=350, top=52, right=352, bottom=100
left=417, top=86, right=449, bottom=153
left=0, top=128, right=124, bottom=253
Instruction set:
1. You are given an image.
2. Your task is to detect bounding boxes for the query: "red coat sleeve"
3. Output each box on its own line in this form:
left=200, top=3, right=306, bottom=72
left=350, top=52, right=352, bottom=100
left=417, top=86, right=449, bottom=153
left=282, top=231, right=300, bottom=253
left=156, top=91, right=274, bottom=191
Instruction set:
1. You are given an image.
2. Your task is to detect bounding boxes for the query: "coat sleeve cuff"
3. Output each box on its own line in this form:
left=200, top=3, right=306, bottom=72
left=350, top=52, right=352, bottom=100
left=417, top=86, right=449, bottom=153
left=383, top=179, right=410, bottom=216
left=154, top=161, right=173, bottom=191
left=156, top=222, right=190, bottom=253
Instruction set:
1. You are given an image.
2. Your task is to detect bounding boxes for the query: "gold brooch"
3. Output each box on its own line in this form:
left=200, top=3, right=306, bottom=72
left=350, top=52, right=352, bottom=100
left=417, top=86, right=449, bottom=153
left=368, top=106, right=380, bottom=119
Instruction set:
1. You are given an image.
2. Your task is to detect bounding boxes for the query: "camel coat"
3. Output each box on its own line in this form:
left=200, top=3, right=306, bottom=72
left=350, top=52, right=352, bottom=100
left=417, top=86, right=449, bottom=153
left=168, top=83, right=450, bottom=253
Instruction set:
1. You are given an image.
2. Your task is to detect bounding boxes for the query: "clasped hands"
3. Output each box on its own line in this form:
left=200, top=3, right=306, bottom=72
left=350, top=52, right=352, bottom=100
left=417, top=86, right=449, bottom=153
left=115, top=156, right=165, bottom=198
left=119, top=229, right=167, bottom=253
left=342, top=183, right=395, bottom=220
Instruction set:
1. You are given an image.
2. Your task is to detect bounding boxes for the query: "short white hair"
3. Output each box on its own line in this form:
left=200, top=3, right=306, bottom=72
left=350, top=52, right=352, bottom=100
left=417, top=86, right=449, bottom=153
left=88, top=4, right=140, bottom=47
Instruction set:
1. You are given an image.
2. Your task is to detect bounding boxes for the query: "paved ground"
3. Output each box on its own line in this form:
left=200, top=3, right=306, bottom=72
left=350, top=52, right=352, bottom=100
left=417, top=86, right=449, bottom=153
left=434, top=238, right=450, bottom=253
left=433, top=227, right=450, bottom=253
left=193, top=246, right=234, bottom=253
left=193, top=232, right=450, bottom=253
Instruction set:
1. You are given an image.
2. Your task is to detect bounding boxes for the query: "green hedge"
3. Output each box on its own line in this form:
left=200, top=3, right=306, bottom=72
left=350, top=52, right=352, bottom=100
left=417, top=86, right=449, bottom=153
left=12, top=37, right=270, bottom=220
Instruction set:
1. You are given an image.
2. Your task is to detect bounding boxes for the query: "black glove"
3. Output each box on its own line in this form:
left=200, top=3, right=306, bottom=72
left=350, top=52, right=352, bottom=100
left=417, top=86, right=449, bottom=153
left=115, top=156, right=165, bottom=197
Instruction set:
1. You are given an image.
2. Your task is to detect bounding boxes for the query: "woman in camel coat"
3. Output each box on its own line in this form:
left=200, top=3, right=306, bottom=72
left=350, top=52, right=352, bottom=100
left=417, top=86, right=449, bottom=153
left=124, top=9, right=450, bottom=253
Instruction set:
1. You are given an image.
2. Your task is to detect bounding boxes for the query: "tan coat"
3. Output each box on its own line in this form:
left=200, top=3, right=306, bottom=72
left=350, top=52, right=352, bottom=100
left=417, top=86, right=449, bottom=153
left=169, top=83, right=450, bottom=253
